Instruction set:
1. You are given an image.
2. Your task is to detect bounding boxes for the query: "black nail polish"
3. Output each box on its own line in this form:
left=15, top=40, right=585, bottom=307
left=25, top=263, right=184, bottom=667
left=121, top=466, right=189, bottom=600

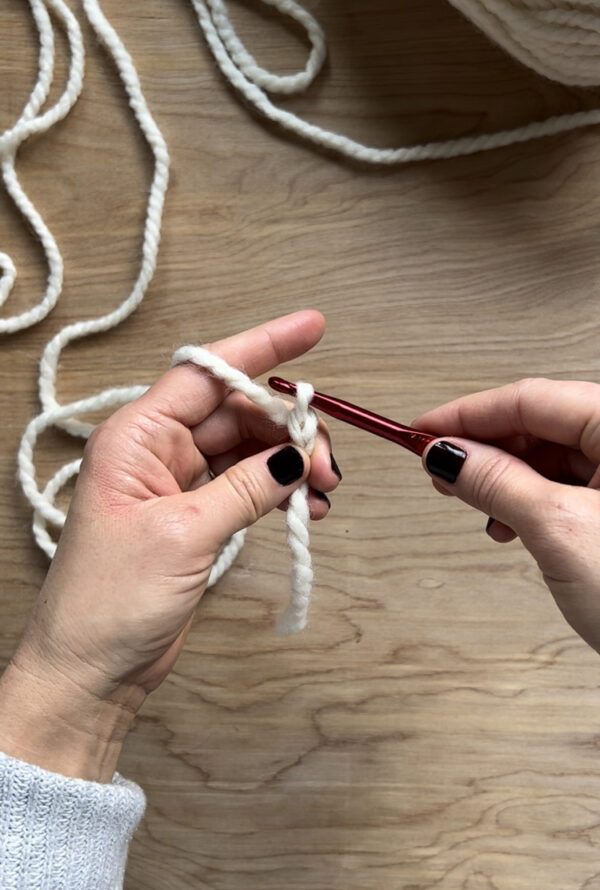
left=330, top=452, right=342, bottom=480
left=312, top=489, right=331, bottom=508
left=425, top=441, right=467, bottom=484
left=267, top=445, right=304, bottom=486
left=486, top=517, right=495, bottom=534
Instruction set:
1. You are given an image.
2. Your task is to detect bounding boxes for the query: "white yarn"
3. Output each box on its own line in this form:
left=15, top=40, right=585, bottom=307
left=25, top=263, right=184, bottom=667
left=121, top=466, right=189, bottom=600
left=4, top=0, right=171, bottom=572
left=192, top=0, right=600, bottom=163
left=4, top=0, right=600, bottom=633
left=0, top=0, right=83, bottom=333
left=2, top=0, right=317, bottom=631
left=39, top=0, right=170, bottom=438
left=172, top=346, right=318, bottom=633
left=19, top=378, right=249, bottom=588
left=448, top=0, right=600, bottom=87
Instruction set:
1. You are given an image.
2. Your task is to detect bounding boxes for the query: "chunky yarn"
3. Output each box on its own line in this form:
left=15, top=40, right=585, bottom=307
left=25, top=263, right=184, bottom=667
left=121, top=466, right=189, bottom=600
left=191, top=0, right=600, bottom=163
left=171, top=347, right=318, bottom=633
left=449, top=0, right=600, bottom=87
left=3, top=0, right=600, bottom=631
left=19, top=346, right=318, bottom=634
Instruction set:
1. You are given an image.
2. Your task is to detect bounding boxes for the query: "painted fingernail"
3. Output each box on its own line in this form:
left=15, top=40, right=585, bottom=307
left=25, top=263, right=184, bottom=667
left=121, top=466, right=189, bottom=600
left=485, top=517, right=495, bottom=535
left=425, top=441, right=467, bottom=483
left=330, top=452, right=342, bottom=480
left=267, top=445, right=305, bottom=486
left=312, top=489, right=331, bottom=508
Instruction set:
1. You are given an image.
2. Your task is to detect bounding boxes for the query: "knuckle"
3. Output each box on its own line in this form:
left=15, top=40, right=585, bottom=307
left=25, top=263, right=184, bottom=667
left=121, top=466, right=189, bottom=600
left=582, top=413, right=600, bottom=458
left=84, top=421, right=109, bottom=454
left=514, top=376, right=543, bottom=389
left=81, top=423, right=111, bottom=474
left=223, top=464, right=265, bottom=524
left=470, top=453, right=515, bottom=515
left=511, top=377, right=544, bottom=426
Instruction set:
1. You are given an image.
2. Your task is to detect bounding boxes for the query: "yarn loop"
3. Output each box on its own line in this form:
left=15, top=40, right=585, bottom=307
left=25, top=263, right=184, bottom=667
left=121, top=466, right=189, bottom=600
left=4, top=0, right=600, bottom=632
left=191, top=0, right=600, bottom=163
left=171, top=346, right=318, bottom=633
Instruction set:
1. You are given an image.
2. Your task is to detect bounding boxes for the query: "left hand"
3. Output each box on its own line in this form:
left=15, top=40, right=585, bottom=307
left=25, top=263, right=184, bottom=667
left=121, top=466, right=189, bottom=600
left=0, top=310, right=340, bottom=780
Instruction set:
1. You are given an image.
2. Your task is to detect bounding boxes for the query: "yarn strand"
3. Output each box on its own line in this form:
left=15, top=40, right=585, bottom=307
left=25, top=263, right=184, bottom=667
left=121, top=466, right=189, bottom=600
left=191, top=0, right=600, bottom=164
left=0, top=0, right=84, bottom=333
left=5, top=0, right=600, bottom=633
left=171, top=346, right=318, bottom=633
left=39, top=0, right=170, bottom=438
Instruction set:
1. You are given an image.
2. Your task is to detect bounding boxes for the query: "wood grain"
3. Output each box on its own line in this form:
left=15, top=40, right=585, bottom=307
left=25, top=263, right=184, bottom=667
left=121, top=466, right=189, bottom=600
left=3, top=2, right=600, bottom=887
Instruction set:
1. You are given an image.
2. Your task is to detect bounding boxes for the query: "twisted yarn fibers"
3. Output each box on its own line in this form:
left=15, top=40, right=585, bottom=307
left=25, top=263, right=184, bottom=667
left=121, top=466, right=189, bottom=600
left=4, top=0, right=170, bottom=551
left=4, top=0, right=600, bottom=633
left=0, top=0, right=84, bottom=333
left=2, top=0, right=319, bottom=632
left=193, top=0, right=600, bottom=163
left=448, top=0, right=600, bottom=88
left=171, top=347, right=318, bottom=634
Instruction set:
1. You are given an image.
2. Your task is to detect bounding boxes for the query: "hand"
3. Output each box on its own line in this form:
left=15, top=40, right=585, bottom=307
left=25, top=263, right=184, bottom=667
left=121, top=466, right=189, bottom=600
left=0, top=311, right=341, bottom=780
left=414, top=377, right=600, bottom=656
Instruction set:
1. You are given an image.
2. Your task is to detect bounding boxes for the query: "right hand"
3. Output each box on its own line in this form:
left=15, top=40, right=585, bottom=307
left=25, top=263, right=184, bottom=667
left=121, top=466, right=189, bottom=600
left=413, top=378, right=600, bottom=655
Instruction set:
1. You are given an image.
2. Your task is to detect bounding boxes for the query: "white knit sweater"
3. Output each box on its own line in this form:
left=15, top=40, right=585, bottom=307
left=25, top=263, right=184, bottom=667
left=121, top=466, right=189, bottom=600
left=0, top=751, right=145, bottom=889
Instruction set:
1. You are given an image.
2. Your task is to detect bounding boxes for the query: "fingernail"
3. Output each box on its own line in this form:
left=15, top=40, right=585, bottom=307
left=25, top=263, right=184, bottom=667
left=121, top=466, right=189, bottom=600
left=312, top=489, right=331, bottom=508
left=425, top=441, right=467, bottom=483
left=267, top=445, right=305, bottom=486
left=485, top=517, right=495, bottom=535
left=330, top=452, right=342, bottom=480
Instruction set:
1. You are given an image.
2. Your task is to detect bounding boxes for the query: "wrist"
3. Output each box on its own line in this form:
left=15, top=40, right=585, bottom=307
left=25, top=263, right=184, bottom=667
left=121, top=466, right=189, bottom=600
left=0, top=656, right=144, bottom=783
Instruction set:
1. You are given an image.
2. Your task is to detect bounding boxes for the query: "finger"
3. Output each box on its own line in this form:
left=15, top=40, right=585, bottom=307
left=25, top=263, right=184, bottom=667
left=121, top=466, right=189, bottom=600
left=432, top=479, right=455, bottom=497
left=492, top=437, right=595, bottom=485
left=308, top=488, right=331, bottom=520
left=485, top=518, right=518, bottom=543
left=525, top=443, right=595, bottom=486
left=422, top=437, right=562, bottom=542
left=483, top=434, right=595, bottom=486
left=180, top=443, right=311, bottom=546
left=192, top=393, right=341, bottom=492
left=137, top=310, right=325, bottom=427
left=274, top=486, right=331, bottom=520
left=209, top=437, right=340, bottom=496
left=414, top=378, right=600, bottom=465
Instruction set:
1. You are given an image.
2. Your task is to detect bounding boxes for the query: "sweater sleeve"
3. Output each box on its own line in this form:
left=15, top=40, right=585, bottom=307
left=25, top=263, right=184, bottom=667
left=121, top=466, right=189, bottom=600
left=0, top=750, right=145, bottom=890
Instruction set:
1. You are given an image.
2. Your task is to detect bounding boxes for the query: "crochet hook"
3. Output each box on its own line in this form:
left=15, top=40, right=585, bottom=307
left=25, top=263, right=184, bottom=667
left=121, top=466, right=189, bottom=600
left=268, top=377, right=436, bottom=456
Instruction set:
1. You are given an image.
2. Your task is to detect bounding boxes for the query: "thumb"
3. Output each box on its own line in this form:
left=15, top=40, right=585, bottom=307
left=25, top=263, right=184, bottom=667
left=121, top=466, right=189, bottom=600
left=422, top=437, right=559, bottom=540
left=189, top=444, right=310, bottom=547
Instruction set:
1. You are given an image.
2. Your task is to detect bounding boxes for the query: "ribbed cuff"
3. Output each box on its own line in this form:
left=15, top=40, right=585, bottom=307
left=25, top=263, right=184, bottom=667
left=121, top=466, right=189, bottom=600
left=0, top=750, right=145, bottom=890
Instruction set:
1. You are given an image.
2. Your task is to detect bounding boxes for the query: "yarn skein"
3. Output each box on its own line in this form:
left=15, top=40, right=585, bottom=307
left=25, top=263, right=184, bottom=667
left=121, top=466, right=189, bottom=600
left=192, top=0, right=600, bottom=163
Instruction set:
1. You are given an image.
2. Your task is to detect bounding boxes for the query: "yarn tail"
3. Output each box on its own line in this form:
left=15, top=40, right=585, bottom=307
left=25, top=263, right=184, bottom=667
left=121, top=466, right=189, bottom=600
left=277, top=483, right=313, bottom=634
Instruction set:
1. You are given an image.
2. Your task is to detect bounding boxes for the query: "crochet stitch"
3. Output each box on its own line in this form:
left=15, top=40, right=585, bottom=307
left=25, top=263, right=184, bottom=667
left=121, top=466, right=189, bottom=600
left=171, top=346, right=318, bottom=633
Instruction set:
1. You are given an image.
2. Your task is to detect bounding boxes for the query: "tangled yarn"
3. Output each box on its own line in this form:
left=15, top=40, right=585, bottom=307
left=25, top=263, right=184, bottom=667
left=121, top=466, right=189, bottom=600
left=4, top=0, right=600, bottom=631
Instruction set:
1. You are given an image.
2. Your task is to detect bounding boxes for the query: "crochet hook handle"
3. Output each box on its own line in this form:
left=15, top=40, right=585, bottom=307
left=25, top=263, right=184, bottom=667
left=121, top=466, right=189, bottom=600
left=268, top=377, right=436, bottom=456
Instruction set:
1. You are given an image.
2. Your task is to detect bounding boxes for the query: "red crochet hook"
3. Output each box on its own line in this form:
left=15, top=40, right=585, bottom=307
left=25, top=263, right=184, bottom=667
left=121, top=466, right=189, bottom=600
left=268, top=377, right=436, bottom=457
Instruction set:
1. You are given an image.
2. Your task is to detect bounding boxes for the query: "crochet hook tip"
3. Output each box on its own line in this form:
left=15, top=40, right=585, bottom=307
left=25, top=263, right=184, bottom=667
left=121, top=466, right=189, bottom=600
left=268, top=376, right=296, bottom=396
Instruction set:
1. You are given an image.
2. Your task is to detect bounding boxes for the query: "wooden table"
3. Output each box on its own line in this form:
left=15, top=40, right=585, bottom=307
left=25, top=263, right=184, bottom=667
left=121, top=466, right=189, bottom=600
left=3, top=2, right=600, bottom=887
